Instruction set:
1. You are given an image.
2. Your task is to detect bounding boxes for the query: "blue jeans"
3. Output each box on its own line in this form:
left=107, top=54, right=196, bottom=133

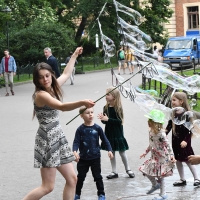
left=76, top=158, right=105, bottom=196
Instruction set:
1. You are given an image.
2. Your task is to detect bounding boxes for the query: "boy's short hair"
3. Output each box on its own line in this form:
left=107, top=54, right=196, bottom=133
left=79, top=106, right=94, bottom=114
left=79, top=106, right=87, bottom=114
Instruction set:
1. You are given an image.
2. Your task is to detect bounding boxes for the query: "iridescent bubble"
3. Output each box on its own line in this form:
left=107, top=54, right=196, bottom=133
left=171, top=107, right=186, bottom=125
left=97, top=18, right=116, bottom=63
left=114, top=0, right=144, bottom=25
left=190, top=99, right=197, bottom=109
left=191, top=119, right=200, bottom=137
left=183, top=111, right=196, bottom=130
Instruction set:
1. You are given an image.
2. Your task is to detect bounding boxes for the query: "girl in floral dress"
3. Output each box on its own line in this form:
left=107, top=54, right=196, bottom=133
left=139, top=109, right=176, bottom=200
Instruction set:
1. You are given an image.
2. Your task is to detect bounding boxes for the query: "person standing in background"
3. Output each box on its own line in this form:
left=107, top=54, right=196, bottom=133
left=117, top=46, right=125, bottom=75
left=44, top=47, right=60, bottom=78
left=126, top=46, right=135, bottom=74
left=0, top=49, right=17, bottom=96
left=153, top=45, right=159, bottom=58
left=65, top=52, right=78, bottom=85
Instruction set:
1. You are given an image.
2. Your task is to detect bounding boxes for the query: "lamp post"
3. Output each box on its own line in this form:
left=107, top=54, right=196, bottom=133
left=95, top=34, right=99, bottom=67
left=1, top=6, right=12, bottom=50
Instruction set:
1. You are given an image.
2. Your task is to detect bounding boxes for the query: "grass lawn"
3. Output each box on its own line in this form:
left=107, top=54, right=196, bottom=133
left=14, top=74, right=33, bottom=83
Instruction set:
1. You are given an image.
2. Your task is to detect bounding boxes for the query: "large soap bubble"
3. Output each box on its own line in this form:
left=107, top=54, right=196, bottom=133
left=191, top=120, right=200, bottom=137
left=171, top=107, right=186, bottom=125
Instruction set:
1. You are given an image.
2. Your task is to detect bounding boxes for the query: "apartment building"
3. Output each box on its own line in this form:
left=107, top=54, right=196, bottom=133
left=165, top=0, right=200, bottom=37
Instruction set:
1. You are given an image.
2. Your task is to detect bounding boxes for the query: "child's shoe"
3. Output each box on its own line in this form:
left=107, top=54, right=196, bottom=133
left=126, top=170, right=135, bottom=178
left=74, top=194, right=80, bottom=200
left=106, top=172, right=118, bottom=179
left=146, top=183, right=160, bottom=194
left=194, top=179, right=200, bottom=186
left=98, top=194, right=106, bottom=200
left=152, top=194, right=168, bottom=200
left=173, top=179, right=186, bottom=186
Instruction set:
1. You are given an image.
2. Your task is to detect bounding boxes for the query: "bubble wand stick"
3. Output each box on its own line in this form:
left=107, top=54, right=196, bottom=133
left=66, top=62, right=152, bottom=125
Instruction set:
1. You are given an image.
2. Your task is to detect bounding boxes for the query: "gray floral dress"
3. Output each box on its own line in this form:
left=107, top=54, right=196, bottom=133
left=34, top=104, right=75, bottom=168
left=139, top=129, right=175, bottom=177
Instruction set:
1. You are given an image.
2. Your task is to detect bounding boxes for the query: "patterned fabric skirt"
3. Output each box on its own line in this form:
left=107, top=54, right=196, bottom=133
left=34, top=125, right=75, bottom=168
left=139, top=158, right=175, bottom=177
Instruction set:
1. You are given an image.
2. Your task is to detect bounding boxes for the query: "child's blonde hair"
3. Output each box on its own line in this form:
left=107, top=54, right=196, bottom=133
left=79, top=106, right=87, bottom=115
left=79, top=106, right=94, bottom=115
left=104, top=87, right=124, bottom=124
left=148, top=119, right=163, bottom=134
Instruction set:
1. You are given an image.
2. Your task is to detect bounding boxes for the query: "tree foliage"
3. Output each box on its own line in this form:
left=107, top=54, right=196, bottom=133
left=0, top=0, right=173, bottom=63
left=5, top=21, right=76, bottom=64
left=140, top=0, right=173, bottom=44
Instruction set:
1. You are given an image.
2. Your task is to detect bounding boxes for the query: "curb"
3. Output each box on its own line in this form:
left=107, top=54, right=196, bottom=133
left=14, top=80, right=33, bottom=86
left=76, top=67, right=118, bottom=74
left=10, top=68, right=116, bottom=86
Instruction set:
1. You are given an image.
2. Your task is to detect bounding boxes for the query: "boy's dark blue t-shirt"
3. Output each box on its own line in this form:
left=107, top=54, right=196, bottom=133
left=73, top=123, right=112, bottom=160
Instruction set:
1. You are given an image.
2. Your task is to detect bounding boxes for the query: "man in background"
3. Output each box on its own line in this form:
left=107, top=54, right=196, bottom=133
left=44, top=47, right=60, bottom=78
left=0, top=49, right=17, bottom=96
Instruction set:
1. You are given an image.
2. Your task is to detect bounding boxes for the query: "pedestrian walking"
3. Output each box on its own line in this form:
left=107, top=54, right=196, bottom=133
left=166, top=92, right=200, bottom=187
left=153, top=45, right=158, bottom=58
left=126, top=46, right=136, bottom=74
left=44, top=47, right=60, bottom=78
left=65, top=52, right=78, bottom=85
left=117, top=46, right=125, bottom=75
left=97, top=87, right=135, bottom=179
left=22, top=47, right=95, bottom=200
left=0, top=49, right=17, bottom=96
left=73, top=107, right=113, bottom=200
left=139, top=109, right=176, bottom=200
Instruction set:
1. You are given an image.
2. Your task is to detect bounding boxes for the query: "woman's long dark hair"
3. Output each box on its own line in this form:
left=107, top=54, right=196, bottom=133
left=32, top=62, right=63, bottom=101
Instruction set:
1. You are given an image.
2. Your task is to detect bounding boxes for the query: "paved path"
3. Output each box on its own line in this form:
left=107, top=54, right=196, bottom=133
left=1, top=68, right=200, bottom=200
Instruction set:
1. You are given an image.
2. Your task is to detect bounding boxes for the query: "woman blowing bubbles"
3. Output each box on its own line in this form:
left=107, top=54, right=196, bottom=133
left=23, top=47, right=95, bottom=200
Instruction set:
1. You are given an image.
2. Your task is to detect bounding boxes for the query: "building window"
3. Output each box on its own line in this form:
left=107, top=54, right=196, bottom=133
left=188, top=6, right=199, bottom=29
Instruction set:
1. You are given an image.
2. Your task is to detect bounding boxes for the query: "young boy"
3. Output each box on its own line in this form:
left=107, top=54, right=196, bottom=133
left=73, top=107, right=113, bottom=200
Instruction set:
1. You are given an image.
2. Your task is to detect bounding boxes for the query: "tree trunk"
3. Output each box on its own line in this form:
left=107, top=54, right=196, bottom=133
left=75, top=16, right=87, bottom=44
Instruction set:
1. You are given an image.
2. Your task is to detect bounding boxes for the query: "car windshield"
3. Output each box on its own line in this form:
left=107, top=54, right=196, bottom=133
left=165, top=40, right=191, bottom=50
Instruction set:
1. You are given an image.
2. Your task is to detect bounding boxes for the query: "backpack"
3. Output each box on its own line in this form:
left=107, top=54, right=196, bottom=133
left=118, top=50, right=125, bottom=60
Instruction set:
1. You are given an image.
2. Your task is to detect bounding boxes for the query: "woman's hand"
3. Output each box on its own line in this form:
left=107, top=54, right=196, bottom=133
left=97, top=113, right=108, bottom=121
left=140, top=153, right=146, bottom=159
left=82, top=99, right=95, bottom=108
left=188, top=155, right=200, bottom=165
left=73, top=47, right=83, bottom=57
left=180, top=141, right=187, bottom=148
left=108, top=151, right=114, bottom=159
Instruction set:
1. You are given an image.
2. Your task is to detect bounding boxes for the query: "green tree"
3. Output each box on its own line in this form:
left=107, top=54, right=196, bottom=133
left=139, top=0, right=173, bottom=44
left=60, top=0, right=172, bottom=47
left=6, top=21, right=76, bottom=64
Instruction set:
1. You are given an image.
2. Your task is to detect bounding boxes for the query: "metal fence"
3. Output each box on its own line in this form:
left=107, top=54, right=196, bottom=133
left=141, top=74, right=199, bottom=103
